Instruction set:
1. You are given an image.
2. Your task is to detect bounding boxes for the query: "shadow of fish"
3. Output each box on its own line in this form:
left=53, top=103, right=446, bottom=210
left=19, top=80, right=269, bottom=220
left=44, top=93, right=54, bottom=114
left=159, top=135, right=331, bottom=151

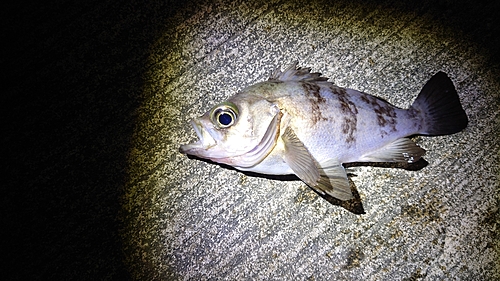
left=180, top=63, right=468, bottom=203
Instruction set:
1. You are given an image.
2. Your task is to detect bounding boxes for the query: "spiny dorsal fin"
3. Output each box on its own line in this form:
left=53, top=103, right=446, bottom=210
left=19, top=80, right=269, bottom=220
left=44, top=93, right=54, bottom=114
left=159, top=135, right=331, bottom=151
left=269, top=62, right=329, bottom=82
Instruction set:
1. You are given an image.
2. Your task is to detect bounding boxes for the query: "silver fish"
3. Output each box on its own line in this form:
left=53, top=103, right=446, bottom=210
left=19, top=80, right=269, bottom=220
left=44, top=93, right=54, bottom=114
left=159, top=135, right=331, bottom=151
left=180, top=63, right=468, bottom=201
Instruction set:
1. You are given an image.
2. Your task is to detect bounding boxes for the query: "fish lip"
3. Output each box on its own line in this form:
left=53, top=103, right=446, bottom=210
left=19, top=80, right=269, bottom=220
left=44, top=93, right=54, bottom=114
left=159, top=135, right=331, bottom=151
left=190, top=119, right=204, bottom=143
left=179, top=119, right=216, bottom=154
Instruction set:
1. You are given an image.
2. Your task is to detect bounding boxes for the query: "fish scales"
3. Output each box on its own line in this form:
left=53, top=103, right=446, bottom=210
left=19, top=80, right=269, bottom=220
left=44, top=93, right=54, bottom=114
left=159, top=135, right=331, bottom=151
left=245, top=80, right=416, bottom=164
left=180, top=63, right=468, bottom=205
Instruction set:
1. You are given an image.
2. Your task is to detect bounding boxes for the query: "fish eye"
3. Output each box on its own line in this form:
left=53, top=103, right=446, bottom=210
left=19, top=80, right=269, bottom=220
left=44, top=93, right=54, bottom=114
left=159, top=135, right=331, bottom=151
left=218, top=112, right=233, bottom=126
left=210, top=102, right=239, bottom=128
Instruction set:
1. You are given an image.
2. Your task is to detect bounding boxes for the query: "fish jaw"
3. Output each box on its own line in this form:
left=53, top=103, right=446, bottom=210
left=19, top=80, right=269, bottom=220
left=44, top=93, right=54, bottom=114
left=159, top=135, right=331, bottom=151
left=179, top=119, right=217, bottom=156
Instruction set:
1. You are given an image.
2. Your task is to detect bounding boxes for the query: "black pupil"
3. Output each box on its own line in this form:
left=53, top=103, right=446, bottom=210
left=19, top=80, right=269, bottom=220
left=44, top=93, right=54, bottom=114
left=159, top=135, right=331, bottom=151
left=218, top=112, right=233, bottom=126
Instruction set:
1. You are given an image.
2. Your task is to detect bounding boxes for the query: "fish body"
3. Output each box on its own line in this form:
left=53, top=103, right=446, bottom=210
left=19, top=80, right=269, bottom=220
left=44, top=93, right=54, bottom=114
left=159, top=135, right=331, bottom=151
left=180, top=63, right=468, bottom=201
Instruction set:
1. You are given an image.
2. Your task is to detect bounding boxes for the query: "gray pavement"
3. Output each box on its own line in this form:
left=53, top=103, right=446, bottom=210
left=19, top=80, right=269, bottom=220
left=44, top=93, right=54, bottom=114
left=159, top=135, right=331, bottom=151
left=128, top=0, right=499, bottom=279
left=3, top=0, right=499, bottom=280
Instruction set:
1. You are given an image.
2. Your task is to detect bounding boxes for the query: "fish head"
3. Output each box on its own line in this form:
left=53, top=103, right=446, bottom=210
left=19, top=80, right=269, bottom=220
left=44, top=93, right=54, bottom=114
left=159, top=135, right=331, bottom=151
left=180, top=93, right=282, bottom=168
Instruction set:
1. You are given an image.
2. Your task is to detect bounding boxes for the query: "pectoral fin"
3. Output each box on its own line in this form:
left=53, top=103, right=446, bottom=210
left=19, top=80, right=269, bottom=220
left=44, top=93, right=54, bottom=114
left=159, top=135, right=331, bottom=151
left=282, top=127, right=354, bottom=201
left=282, top=126, right=320, bottom=187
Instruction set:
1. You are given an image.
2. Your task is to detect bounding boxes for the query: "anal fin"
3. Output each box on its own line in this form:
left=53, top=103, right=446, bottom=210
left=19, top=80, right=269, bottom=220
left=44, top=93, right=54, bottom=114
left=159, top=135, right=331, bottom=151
left=359, top=138, right=425, bottom=163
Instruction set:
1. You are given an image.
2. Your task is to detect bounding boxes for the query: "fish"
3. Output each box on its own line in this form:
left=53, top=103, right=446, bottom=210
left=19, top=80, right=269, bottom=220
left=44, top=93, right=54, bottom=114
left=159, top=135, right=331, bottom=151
left=179, top=63, right=468, bottom=202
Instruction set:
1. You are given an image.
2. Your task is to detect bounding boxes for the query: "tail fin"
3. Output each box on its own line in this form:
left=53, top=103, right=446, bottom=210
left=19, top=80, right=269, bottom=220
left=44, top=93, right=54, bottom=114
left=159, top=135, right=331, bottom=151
left=411, top=72, right=468, bottom=135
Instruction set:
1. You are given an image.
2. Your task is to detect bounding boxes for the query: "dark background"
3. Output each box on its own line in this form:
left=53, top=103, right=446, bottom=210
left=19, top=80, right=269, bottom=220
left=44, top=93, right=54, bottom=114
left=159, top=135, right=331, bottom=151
left=2, top=0, right=499, bottom=280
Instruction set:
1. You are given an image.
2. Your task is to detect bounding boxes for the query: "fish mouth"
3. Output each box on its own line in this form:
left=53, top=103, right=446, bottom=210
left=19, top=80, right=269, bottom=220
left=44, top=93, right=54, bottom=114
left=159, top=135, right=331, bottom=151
left=179, top=119, right=216, bottom=154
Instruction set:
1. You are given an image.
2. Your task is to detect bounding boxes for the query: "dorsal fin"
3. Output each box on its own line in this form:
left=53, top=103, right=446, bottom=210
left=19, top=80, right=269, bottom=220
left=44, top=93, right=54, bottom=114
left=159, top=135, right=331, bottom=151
left=268, top=62, right=330, bottom=82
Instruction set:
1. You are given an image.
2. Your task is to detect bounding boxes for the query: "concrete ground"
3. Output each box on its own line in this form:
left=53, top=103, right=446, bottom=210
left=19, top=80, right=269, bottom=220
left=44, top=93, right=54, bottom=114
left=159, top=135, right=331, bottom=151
left=3, top=0, right=499, bottom=280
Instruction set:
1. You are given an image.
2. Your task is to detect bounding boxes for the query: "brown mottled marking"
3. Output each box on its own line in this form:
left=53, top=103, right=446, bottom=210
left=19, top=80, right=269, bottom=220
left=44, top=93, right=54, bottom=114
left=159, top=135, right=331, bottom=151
left=359, top=93, right=398, bottom=136
left=407, top=107, right=423, bottom=132
left=359, top=94, right=371, bottom=104
left=331, top=86, right=358, bottom=145
left=301, top=82, right=328, bottom=125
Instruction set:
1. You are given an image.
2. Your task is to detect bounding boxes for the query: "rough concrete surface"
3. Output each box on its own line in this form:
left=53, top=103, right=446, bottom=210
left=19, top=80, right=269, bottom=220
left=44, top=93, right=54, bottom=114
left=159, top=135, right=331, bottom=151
left=3, top=0, right=499, bottom=280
